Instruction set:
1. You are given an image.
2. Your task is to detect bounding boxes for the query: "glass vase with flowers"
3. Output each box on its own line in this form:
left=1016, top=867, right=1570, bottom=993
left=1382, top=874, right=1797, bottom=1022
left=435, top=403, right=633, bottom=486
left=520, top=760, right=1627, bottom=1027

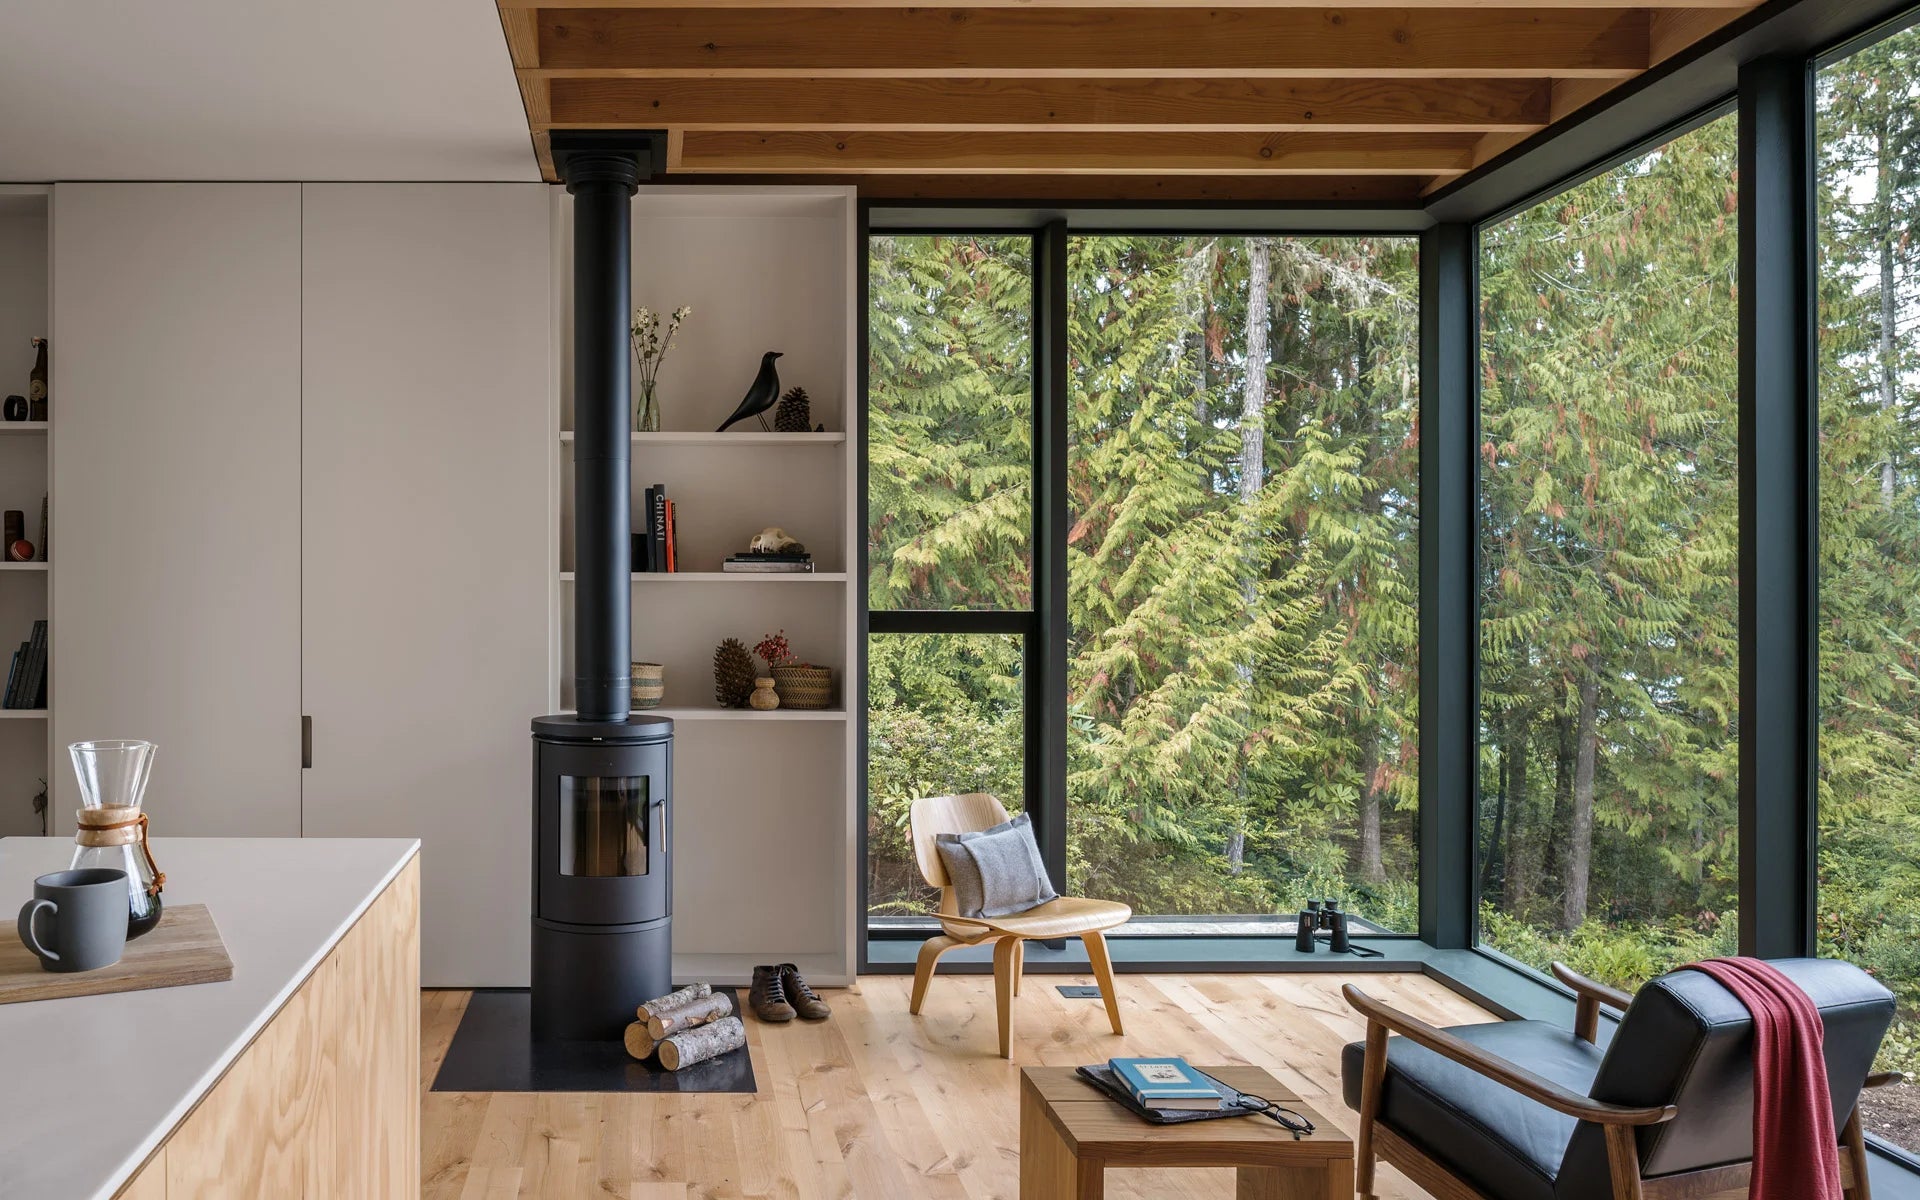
left=629, top=305, right=690, bottom=433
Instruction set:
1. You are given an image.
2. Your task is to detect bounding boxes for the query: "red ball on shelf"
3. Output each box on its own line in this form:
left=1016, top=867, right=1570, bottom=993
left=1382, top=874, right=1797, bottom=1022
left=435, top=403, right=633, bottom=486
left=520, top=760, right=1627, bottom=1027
left=8, top=539, right=33, bottom=562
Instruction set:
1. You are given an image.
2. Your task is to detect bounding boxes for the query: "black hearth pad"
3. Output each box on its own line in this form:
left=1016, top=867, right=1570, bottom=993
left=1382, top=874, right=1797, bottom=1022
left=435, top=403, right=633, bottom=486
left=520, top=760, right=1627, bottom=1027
left=431, top=988, right=757, bottom=1094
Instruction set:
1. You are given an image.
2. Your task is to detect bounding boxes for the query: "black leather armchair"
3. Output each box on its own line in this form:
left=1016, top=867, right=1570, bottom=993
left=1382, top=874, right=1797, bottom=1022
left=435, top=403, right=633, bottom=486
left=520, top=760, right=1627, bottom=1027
left=1341, top=959, right=1899, bottom=1200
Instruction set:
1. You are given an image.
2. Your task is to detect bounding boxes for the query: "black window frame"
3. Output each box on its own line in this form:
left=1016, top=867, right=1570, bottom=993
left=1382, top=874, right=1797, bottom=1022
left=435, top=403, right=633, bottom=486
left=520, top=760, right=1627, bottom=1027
left=860, top=218, right=1429, bottom=958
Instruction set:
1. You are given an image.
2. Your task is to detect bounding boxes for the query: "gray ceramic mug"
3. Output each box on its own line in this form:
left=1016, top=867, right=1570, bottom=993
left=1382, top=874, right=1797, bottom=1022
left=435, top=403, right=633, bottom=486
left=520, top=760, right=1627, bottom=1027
left=17, top=867, right=129, bottom=972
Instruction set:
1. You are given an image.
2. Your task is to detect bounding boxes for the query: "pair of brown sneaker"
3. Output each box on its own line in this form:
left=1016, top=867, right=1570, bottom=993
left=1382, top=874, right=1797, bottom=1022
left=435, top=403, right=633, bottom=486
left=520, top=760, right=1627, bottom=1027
left=749, top=963, right=830, bottom=1022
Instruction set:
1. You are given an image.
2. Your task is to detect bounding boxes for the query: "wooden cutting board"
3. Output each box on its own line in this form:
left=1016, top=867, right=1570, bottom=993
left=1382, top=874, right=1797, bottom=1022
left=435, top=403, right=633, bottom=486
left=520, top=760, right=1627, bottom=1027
left=0, top=903, right=232, bottom=1004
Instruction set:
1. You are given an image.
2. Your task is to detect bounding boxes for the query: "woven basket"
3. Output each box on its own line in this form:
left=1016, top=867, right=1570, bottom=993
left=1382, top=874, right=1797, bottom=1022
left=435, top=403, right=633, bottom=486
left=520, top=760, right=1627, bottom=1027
left=771, top=664, right=834, bottom=710
left=630, top=662, right=665, bottom=709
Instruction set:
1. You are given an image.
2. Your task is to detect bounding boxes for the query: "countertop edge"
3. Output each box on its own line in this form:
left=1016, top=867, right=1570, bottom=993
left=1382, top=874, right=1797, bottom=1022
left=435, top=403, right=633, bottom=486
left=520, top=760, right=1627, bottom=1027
left=94, top=838, right=421, bottom=1200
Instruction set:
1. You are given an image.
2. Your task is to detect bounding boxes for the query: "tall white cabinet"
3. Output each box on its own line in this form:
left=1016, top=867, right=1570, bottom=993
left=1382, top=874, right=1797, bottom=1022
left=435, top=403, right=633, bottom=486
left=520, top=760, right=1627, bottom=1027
left=52, top=184, right=304, bottom=836
left=299, top=184, right=551, bottom=986
left=50, top=182, right=553, bottom=985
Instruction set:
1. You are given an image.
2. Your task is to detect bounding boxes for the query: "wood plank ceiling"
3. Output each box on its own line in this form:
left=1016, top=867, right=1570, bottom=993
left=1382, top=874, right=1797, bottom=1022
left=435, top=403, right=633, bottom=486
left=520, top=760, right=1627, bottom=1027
left=495, top=1, right=1764, bottom=202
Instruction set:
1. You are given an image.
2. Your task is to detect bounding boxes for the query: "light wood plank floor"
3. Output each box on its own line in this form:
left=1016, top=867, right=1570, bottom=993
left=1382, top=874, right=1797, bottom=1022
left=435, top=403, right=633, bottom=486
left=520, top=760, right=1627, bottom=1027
left=422, top=972, right=1494, bottom=1200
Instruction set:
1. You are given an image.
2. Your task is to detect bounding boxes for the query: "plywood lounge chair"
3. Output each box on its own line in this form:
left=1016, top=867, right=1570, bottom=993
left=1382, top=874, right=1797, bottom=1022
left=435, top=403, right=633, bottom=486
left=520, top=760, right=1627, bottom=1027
left=1342, top=958, right=1900, bottom=1200
left=906, top=792, right=1131, bottom=1058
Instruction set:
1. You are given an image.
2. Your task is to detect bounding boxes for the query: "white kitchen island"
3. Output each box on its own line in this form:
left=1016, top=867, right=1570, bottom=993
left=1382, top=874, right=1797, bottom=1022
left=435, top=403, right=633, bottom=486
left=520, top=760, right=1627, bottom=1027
left=0, top=837, right=420, bottom=1200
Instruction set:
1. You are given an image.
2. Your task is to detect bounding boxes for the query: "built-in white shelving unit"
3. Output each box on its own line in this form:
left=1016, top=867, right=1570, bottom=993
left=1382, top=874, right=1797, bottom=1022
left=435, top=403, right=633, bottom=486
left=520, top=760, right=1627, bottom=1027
left=560, top=430, right=846, bottom=446
left=551, top=185, right=858, bottom=985
left=562, top=704, right=849, bottom=722
left=558, top=571, right=848, bottom=583
left=0, top=186, right=51, bottom=836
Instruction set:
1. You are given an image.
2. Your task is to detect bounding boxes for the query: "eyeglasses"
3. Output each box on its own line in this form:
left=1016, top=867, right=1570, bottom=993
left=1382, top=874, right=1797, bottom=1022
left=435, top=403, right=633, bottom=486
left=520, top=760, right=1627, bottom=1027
left=1228, top=1093, right=1317, bottom=1138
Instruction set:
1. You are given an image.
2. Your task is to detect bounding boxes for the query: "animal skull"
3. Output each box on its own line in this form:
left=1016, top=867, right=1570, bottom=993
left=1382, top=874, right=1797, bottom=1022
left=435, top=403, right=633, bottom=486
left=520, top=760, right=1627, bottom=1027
left=750, top=527, right=805, bottom=555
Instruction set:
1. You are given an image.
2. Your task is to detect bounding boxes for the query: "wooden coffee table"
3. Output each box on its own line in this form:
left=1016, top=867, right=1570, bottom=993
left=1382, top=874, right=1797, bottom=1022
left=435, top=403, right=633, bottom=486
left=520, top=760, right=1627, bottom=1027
left=1019, top=1065, right=1354, bottom=1199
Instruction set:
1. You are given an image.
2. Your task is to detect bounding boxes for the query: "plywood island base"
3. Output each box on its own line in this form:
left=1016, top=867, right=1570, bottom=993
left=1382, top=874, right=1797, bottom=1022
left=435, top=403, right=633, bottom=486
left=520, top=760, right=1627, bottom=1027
left=114, top=857, right=421, bottom=1199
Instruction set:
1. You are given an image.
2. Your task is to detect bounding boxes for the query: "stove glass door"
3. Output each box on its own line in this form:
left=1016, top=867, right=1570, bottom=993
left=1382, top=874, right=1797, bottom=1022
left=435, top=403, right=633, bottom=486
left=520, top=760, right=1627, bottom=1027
left=559, top=775, right=649, bottom=877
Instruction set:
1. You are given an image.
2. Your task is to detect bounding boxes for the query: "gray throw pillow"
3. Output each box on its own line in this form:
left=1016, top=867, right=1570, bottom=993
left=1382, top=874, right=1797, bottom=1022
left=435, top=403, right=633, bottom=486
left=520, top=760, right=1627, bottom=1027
left=934, top=813, right=1059, bottom=919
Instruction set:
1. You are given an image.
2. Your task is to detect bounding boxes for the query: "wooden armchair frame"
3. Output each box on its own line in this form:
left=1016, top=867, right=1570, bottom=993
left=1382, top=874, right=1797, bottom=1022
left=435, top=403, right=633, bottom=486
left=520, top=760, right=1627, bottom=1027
left=1345, top=965, right=1899, bottom=1200
left=904, top=793, right=1130, bottom=1058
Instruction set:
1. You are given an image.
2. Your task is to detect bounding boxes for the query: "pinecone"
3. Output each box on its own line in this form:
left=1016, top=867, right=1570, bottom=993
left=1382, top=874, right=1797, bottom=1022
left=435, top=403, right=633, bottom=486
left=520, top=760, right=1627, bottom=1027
left=773, top=387, right=811, bottom=433
left=713, top=637, right=756, bottom=708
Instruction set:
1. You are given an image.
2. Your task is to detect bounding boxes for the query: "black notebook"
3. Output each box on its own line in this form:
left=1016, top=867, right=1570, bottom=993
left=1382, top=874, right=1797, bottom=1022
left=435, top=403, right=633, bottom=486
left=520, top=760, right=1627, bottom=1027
left=1074, top=1065, right=1258, bottom=1126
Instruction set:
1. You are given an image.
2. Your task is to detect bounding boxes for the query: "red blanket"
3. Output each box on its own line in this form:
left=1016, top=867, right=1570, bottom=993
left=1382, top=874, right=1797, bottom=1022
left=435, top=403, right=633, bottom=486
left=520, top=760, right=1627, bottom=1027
left=1680, top=958, right=1840, bottom=1200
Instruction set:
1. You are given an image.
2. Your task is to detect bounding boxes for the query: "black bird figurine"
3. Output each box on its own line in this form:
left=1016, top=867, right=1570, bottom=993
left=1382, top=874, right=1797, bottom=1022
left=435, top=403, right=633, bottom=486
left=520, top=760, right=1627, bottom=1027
left=716, top=351, right=783, bottom=432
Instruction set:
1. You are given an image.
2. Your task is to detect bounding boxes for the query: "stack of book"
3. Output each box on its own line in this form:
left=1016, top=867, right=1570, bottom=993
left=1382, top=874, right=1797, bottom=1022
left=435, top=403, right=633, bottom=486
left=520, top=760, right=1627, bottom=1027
left=1108, top=1057, right=1224, bottom=1112
left=635, top=483, right=679, bottom=573
left=723, top=551, right=815, bottom=573
left=3, top=619, right=47, bottom=710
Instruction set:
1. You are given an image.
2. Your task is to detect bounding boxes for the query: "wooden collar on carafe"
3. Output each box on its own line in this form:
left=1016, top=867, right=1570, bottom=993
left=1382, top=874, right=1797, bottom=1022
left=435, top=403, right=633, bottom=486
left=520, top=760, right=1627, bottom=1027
left=73, top=806, right=166, bottom=895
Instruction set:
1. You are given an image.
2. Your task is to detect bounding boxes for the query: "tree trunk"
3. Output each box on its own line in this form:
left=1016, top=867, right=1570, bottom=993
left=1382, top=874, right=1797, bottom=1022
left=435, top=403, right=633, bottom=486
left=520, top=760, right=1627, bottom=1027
left=1878, top=121, right=1899, bottom=506
left=1358, top=724, right=1385, bottom=884
left=1544, top=683, right=1574, bottom=886
left=1480, top=724, right=1509, bottom=901
left=1504, top=719, right=1533, bottom=914
left=1562, top=675, right=1600, bottom=930
left=1239, top=239, right=1271, bottom=510
left=1227, top=238, right=1271, bottom=875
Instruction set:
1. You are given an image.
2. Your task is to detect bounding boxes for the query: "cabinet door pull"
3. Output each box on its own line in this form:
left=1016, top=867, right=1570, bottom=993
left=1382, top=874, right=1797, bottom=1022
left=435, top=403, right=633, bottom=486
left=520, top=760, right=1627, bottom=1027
left=302, top=715, right=313, bottom=769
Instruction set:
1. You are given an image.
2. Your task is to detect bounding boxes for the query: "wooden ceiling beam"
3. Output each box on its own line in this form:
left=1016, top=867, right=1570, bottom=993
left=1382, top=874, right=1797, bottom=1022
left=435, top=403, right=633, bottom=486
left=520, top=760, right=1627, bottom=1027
left=540, top=76, right=1551, bottom=133
left=676, top=130, right=1479, bottom=173
left=657, top=171, right=1430, bottom=201
left=498, top=5, right=541, bottom=68
left=533, top=8, right=1652, bottom=77
left=1649, top=7, right=1746, bottom=63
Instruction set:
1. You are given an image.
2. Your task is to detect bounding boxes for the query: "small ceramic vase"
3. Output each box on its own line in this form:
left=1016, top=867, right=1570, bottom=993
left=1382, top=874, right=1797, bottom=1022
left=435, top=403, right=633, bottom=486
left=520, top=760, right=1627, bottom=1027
left=748, top=677, right=780, bottom=711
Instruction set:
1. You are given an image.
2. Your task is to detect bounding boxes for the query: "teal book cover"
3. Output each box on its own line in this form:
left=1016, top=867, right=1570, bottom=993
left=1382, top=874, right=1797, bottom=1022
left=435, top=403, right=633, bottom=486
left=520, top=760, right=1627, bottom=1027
left=1108, top=1058, right=1220, bottom=1104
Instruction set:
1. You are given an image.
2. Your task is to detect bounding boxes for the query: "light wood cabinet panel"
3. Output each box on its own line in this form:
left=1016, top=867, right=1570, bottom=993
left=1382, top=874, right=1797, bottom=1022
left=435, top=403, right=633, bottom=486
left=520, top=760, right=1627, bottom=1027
left=166, top=945, right=337, bottom=1197
left=332, top=854, right=421, bottom=1196
left=50, top=183, right=303, bottom=836
left=115, top=857, right=420, bottom=1200
left=298, top=183, right=550, bottom=987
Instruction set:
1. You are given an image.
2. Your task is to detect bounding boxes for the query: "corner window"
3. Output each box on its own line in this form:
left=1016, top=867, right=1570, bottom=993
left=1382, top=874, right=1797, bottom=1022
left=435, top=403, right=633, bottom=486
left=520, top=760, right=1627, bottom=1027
left=1817, top=23, right=1920, bottom=1152
left=1476, top=115, right=1742, bottom=982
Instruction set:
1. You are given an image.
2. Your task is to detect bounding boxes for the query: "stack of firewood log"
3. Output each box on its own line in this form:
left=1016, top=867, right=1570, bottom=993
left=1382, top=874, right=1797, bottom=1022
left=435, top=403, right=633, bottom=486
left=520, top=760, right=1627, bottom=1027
left=623, top=982, right=746, bottom=1070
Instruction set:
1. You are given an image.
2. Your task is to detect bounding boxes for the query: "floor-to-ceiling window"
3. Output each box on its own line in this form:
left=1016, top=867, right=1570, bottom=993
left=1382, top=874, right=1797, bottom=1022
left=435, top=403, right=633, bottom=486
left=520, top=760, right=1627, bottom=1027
left=865, top=229, right=1420, bottom=936
left=1817, top=20, right=1920, bottom=1151
left=1064, top=236, right=1419, bottom=929
left=866, top=234, right=1033, bottom=925
left=1476, top=115, right=1742, bottom=983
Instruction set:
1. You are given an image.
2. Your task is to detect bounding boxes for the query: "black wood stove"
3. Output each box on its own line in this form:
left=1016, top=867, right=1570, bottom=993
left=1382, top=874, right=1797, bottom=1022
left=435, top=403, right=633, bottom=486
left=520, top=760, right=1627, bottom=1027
left=529, top=714, right=671, bottom=1040
left=530, top=131, right=675, bottom=1043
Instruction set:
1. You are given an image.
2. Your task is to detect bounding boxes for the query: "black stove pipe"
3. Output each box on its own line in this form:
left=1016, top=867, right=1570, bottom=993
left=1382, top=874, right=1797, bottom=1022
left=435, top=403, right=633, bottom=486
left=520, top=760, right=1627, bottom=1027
left=564, top=151, right=641, bottom=722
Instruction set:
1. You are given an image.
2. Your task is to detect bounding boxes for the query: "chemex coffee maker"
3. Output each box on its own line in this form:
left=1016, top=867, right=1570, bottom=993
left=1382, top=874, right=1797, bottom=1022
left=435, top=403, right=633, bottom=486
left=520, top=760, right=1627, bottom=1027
left=67, top=740, right=165, bottom=939
left=1293, top=897, right=1352, bottom=954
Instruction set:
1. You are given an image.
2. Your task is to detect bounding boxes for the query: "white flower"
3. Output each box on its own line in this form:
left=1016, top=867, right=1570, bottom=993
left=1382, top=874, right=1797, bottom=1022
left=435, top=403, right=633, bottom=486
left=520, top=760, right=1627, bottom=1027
left=631, top=303, right=691, bottom=384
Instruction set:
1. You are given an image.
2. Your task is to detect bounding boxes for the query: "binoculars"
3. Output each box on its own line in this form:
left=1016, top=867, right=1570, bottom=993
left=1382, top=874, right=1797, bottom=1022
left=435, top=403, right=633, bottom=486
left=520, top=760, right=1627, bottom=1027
left=1293, top=898, right=1351, bottom=954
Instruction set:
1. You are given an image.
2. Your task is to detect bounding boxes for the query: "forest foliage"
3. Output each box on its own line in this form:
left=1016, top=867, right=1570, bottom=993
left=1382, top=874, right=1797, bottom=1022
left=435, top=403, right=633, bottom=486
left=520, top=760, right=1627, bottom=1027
left=863, top=22, right=1920, bottom=1105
